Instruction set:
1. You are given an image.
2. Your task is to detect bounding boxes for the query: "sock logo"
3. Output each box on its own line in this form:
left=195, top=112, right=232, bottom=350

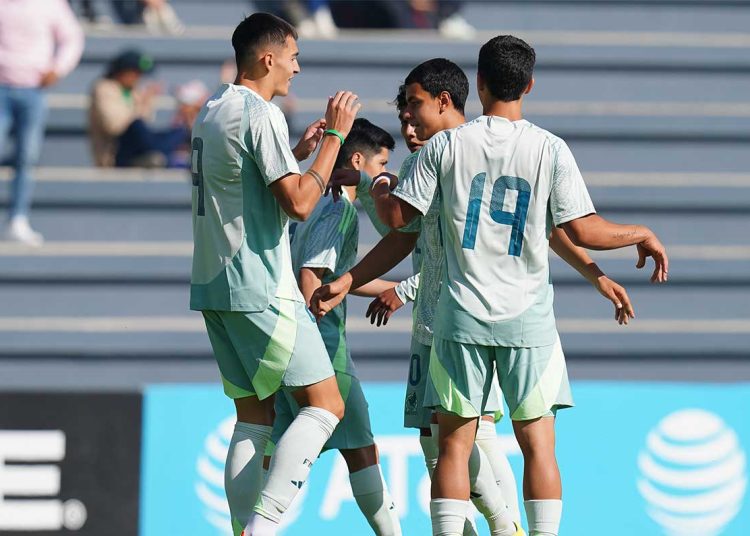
left=291, top=480, right=305, bottom=489
left=196, top=416, right=308, bottom=535
left=303, top=458, right=313, bottom=468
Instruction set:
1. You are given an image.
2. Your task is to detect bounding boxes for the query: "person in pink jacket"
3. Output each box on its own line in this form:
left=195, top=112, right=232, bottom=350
left=0, top=0, right=83, bottom=246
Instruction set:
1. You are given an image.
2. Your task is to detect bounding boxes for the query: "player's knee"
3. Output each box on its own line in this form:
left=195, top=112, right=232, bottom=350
left=513, top=418, right=556, bottom=459
left=341, top=444, right=378, bottom=473
left=439, top=434, right=474, bottom=462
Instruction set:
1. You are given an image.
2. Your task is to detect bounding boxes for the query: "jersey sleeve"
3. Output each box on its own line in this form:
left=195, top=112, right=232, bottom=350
left=297, top=203, right=352, bottom=275
left=393, top=133, right=447, bottom=216
left=394, top=272, right=420, bottom=303
left=244, top=100, right=300, bottom=186
left=548, top=138, right=596, bottom=226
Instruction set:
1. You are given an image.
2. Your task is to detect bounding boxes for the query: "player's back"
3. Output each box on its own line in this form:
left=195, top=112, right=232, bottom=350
left=190, top=84, right=302, bottom=312
left=433, top=116, right=593, bottom=346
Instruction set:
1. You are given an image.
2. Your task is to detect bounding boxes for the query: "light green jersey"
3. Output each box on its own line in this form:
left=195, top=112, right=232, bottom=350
left=290, top=190, right=359, bottom=375
left=190, top=84, right=303, bottom=311
left=400, top=117, right=596, bottom=347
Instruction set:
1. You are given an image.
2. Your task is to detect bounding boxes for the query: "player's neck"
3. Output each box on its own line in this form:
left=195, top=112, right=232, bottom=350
left=445, top=114, right=466, bottom=130
left=234, top=74, right=275, bottom=102
left=482, top=99, right=523, bottom=121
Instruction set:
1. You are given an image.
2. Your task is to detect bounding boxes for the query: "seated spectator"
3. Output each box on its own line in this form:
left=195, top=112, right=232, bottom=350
left=88, top=50, right=196, bottom=168
left=166, top=80, right=209, bottom=168
left=113, top=0, right=184, bottom=34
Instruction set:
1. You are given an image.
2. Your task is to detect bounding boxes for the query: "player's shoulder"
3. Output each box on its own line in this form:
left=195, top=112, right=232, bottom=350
left=523, top=121, right=569, bottom=153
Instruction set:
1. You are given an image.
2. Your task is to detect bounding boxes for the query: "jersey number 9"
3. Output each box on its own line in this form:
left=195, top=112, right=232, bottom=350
left=191, top=137, right=205, bottom=216
left=461, top=173, right=531, bottom=257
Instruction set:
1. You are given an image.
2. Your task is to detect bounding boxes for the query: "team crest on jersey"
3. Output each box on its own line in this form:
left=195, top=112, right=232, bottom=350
left=405, top=392, right=418, bottom=415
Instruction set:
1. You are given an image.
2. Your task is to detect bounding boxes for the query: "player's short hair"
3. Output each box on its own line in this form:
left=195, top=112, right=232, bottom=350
left=232, top=13, right=298, bottom=69
left=478, top=35, right=536, bottom=102
left=394, top=84, right=407, bottom=116
left=335, top=118, right=395, bottom=170
left=404, top=58, right=468, bottom=114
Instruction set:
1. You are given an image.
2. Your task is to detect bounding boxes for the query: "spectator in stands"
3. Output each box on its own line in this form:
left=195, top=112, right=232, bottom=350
left=167, top=80, right=209, bottom=168
left=0, top=0, right=84, bottom=246
left=254, top=0, right=338, bottom=38
left=113, top=0, right=184, bottom=34
left=88, top=50, right=194, bottom=169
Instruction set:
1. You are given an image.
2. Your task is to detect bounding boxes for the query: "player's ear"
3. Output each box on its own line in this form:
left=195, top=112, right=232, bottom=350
left=524, top=77, right=535, bottom=95
left=438, top=90, right=452, bottom=113
left=350, top=151, right=362, bottom=170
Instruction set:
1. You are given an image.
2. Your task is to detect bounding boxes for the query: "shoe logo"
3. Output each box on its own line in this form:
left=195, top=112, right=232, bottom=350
left=638, top=409, right=747, bottom=535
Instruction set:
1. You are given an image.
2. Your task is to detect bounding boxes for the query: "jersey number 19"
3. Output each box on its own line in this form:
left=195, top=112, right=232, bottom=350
left=461, top=173, right=531, bottom=257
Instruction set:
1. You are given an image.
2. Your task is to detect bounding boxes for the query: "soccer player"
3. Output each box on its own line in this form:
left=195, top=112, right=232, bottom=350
left=315, top=50, right=645, bottom=535
left=345, top=37, right=667, bottom=536
left=189, top=13, right=360, bottom=536
left=268, top=118, right=402, bottom=535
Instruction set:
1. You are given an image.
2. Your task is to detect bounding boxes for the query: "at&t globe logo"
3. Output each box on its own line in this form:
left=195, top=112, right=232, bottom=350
left=638, top=409, right=747, bottom=535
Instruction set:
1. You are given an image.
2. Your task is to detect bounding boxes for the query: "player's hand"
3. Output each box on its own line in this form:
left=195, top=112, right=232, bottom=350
left=366, top=287, right=405, bottom=326
left=310, top=273, right=353, bottom=321
left=293, top=118, right=326, bottom=161
left=326, top=168, right=361, bottom=202
left=372, top=172, right=398, bottom=191
left=595, top=276, right=635, bottom=325
left=325, top=91, right=361, bottom=138
left=636, top=229, right=669, bottom=283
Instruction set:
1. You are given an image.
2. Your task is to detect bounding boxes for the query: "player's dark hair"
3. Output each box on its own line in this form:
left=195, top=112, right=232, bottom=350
left=404, top=58, right=468, bottom=114
left=478, top=35, right=536, bottom=102
left=335, top=118, right=395, bottom=169
left=394, top=84, right=407, bottom=115
left=232, top=13, right=298, bottom=70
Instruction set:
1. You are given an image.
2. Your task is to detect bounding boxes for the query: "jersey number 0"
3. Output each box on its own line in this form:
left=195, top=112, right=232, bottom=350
left=461, top=173, right=531, bottom=257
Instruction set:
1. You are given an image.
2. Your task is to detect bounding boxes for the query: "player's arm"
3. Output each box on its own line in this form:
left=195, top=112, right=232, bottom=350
left=365, top=272, right=419, bottom=327
left=299, top=267, right=325, bottom=306
left=350, top=279, right=398, bottom=297
left=549, top=228, right=634, bottom=324
left=371, top=180, right=421, bottom=229
left=549, top=139, right=668, bottom=283
left=270, top=91, right=360, bottom=221
left=561, top=215, right=668, bottom=283
left=310, top=230, right=418, bottom=320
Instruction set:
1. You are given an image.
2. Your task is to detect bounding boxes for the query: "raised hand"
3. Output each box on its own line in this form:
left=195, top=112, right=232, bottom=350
left=293, top=118, right=326, bottom=161
left=636, top=231, right=669, bottom=283
left=310, top=273, right=353, bottom=321
left=595, top=276, right=635, bottom=325
left=365, top=287, right=405, bottom=327
left=325, top=91, right=361, bottom=138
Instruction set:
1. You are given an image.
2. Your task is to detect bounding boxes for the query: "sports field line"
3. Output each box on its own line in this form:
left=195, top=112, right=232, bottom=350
left=0, top=316, right=747, bottom=334
left=0, top=242, right=748, bottom=260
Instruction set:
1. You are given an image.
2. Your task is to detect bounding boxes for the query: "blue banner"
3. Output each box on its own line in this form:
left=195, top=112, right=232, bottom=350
left=140, top=382, right=750, bottom=535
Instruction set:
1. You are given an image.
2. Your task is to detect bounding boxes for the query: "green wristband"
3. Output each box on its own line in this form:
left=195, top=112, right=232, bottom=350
left=324, top=129, right=345, bottom=145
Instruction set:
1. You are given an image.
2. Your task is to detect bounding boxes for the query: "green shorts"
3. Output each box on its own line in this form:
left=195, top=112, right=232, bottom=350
left=268, top=371, right=375, bottom=453
left=202, top=298, right=334, bottom=400
left=425, top=333, right=573, bottom=421
left=405, top=338, right=504, bottom=430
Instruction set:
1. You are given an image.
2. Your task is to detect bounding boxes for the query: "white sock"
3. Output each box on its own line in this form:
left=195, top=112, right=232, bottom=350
left=224, top=422, right=272, bottom=535
left=430, top=498, right=470, bottom=536
left=420, top=433, right=439, bottom=477
left=524, top=500, right=562, bottom=536
left=349, top=464, right=402, bottom=535
left=247, top=406, right=339, bottom=534
left=468, top=443, right=516, bottom=535
left=476, top=419, right=521, bottom=522
left=421, top=430, right=477, bottom=536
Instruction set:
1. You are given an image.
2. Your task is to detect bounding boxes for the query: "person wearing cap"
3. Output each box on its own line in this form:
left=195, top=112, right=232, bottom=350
left=0, top=0, right=84, bottom=246
left=89, top=50, right=195, bottom=168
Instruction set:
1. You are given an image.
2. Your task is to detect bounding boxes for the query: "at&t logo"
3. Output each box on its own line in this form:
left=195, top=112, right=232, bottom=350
left=638, top=409, right=746, bottom=535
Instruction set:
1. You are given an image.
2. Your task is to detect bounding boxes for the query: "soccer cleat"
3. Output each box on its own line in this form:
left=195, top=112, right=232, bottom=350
left=512, top=521, right=527, bottom=536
